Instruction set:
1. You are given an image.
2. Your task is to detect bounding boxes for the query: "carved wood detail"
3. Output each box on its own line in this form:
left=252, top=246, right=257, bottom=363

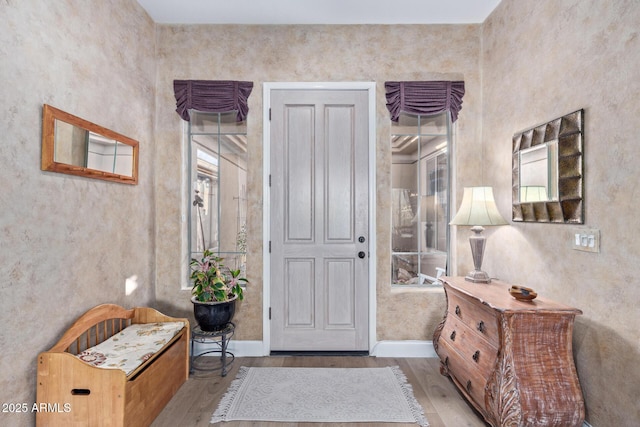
left=433, top=288, right=448, bottom=375
left=486, top=313, right=522, bottom=426
left=433, top=316, right=448, bottom=375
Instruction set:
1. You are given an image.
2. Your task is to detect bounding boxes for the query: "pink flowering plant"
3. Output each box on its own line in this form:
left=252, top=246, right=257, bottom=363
left=190, top=249, right=246, bottom=302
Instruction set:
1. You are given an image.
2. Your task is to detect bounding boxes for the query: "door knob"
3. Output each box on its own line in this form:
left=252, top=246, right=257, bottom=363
left=358, top=251, right=366, bottom=259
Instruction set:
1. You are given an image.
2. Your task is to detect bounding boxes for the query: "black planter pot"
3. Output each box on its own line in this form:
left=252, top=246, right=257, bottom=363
left=191, top=295, right=237, bottom=331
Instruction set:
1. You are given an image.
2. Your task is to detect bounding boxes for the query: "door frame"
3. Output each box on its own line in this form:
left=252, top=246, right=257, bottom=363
left=262, top=82, right=377, bottom=354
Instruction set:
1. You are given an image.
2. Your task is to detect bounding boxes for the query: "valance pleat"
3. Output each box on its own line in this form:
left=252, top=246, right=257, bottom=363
left=384, top=81, right=465, bottom=122
left=173, top=80, right=254, bottom=122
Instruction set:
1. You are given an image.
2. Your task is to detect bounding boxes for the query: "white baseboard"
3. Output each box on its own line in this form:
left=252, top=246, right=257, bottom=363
left=371, top=340, right=437, bottom=358
left=228, top=340, right=265, bottom=356
left=193, top=340, right=436, bottom=358
left=193, top=340, right=265, bottom=357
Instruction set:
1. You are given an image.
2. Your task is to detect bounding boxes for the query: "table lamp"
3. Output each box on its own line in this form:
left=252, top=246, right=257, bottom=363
left=450, top=187, right=507, bottom=283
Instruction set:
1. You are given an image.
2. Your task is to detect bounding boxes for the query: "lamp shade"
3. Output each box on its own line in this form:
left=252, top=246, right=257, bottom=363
left=520, top=185, right=548, bottom=202
left=450, top=187, right=508, bottom=226
left=412, top=196, right=436, bottom=223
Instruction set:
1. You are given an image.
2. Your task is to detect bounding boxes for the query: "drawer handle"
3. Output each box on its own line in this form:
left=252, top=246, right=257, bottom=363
left=477, top=320, right=485, bottom=333
left=450, top=330, right=456, bottom=341
left=455, top=305, right=461, bottom=316
left=466, top=380, right=472, bottom=393
left=472, top=350, right=480, bottom=362
left=444, top=356, right=449, bottom=367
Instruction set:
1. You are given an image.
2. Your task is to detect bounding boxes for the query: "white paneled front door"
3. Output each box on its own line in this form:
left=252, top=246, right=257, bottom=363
left=269, top=87, right=370, bottom=351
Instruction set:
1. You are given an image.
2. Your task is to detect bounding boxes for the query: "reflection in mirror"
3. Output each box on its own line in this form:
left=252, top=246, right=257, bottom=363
left=519, top=141, right=558, bottom=202
left=42, top=104, right=138, bottom=184
left=87, top=132, right=116, bottom=173
left=391, top=112, right=451, bottom=287
left=512, top=109, right=583, bottom=223
left=53, top=119, right=86, bottom=166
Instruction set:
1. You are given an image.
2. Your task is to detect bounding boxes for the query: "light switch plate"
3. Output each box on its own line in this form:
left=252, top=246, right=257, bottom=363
left=572, top=228, right=600, bottom=253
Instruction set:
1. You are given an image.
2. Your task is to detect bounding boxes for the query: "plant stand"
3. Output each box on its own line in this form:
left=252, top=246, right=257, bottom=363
left=190, top=322, right=235, bottom=377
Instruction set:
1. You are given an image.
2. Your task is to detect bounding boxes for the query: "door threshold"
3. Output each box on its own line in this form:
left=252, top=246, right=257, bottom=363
left=270, top=351, right=369, bottom=357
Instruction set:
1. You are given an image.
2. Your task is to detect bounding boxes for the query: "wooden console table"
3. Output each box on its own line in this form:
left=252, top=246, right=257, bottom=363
left=433, top=277, right=585, bottom=427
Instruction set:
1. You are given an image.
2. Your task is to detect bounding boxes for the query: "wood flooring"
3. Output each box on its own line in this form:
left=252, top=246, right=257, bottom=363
left=151, top=356, right=490, bottom=427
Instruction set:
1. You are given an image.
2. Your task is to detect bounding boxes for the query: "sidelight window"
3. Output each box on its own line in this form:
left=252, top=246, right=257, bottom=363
left=391, top=112, right=451, bottom=287
left=188, top=111, right=248, bottom=280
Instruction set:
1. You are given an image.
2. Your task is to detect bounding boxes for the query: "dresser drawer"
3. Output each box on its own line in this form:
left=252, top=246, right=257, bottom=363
left=437, top=339, right=488, bottom=410
left=447, top=290, right=499, bottom=346
left=441, top=315, right=498, bottom=378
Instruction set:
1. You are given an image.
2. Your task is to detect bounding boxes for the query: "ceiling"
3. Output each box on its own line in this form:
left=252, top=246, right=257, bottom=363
left=135, top=0, right=502, bottom=25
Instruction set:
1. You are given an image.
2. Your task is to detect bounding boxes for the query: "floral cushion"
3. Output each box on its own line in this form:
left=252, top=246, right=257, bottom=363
left=76, top=322, right=185, bottom=376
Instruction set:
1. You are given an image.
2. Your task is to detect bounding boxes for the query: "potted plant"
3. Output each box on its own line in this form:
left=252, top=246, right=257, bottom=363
left=190, top=191, right=248, bottom=331
left=190, top=250, right=247, bottom=331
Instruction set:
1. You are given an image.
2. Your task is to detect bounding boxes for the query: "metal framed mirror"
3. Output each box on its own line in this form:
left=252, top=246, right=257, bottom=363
left=512, top=109, right=584, bottom=223
left=41, top=104, right=139, bottom=184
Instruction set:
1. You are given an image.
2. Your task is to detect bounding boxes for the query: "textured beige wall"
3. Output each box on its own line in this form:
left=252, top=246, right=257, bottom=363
left=6, top=1, right=631, bottom=425
left=481, top=0, right=640, bottom=425
left=153, top=24, right=483, bottom=341
left=0, top=1, right=156, bottom=425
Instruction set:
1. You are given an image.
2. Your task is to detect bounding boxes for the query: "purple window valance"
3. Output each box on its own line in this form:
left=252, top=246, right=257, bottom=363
left=385, top=81, right=465, bottom=122
left=173, top=80, right=254, bottom=122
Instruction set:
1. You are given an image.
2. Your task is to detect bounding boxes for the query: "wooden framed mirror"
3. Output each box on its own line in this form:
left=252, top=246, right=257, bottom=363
left=512, top=109, right=584, bottom=223
left=41, top=104, right=139, bottom=184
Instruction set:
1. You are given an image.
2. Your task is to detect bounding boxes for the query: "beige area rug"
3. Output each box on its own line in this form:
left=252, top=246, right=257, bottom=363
left=211, top=366, right=428, bottom=426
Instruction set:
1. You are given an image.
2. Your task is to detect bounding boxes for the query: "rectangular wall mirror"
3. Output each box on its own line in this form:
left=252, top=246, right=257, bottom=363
left=512, top=109, right=583, bottom=223
left=42, top=104, right=139, bottom=184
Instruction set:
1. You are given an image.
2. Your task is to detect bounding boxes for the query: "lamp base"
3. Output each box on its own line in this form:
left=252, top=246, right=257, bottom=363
left=465, top=225, right=491, bottom=283
left=465, top=269, right=491, bottom=283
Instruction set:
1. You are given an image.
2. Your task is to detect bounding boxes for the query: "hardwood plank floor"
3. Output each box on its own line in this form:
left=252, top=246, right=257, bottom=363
left=152, top=356, right=489, bottom=427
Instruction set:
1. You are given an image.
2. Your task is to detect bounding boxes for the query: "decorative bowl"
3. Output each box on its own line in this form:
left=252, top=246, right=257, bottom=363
left=509, top=285, right=537, bottom=301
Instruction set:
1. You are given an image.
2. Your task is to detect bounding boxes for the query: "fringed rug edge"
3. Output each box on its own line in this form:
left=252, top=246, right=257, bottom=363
left=210, top=365, right=250, bottom=424
left=390, top=365, right=430, bottom=427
